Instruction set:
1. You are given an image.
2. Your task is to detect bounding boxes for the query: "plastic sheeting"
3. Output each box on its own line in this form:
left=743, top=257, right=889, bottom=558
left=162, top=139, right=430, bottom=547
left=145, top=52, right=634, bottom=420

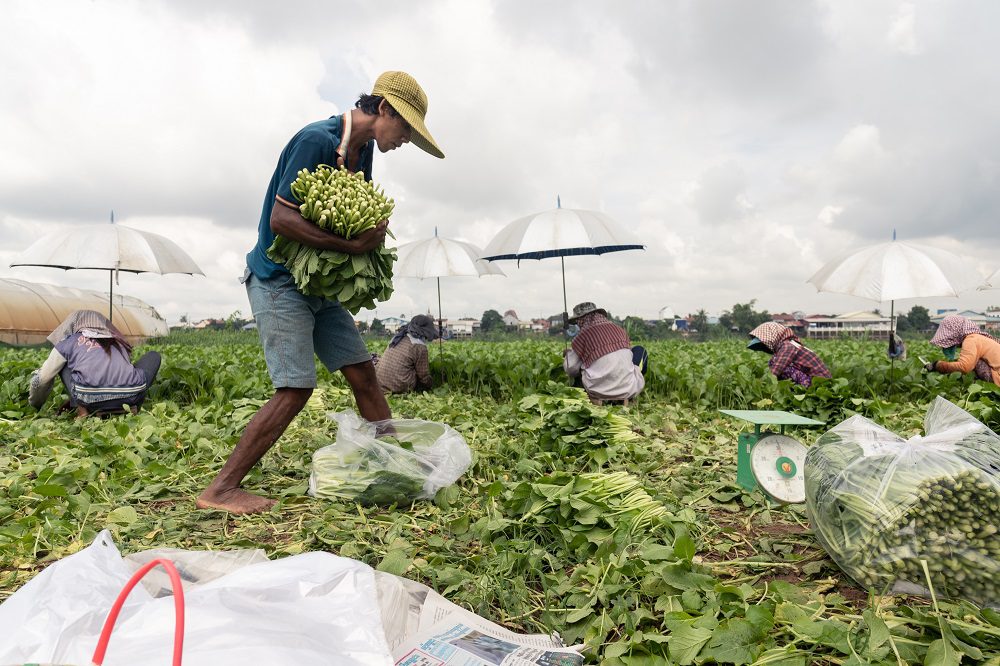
left=0, top=530, right=394, bottom=665
left=0, top=279, right=167, bottom=346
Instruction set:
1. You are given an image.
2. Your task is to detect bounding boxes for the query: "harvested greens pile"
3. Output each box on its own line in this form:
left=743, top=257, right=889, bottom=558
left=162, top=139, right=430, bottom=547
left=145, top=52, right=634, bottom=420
left=518, top=383, right=639, bottom=468
left=309, top=411, right=472, bottom=507
left=267, top=164, right=396, bottom=313
left=805, top=397, right=1000, bottom=606
left=503, top=471, right=676, bottom=558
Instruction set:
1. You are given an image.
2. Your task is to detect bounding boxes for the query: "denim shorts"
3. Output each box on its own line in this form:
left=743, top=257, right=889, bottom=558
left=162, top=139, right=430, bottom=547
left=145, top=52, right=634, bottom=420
left=245, top=268, right=371, bottom=389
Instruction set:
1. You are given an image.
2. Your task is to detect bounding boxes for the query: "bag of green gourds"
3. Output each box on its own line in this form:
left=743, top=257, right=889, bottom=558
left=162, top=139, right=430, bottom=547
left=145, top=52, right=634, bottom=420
left=804, top=396, right=1000, bottom=607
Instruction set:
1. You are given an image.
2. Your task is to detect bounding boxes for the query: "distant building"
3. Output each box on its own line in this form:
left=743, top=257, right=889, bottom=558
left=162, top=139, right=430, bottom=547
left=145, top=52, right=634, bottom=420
left=381, top=315, right=408, bottom=331
left=529, top=318, right=550, bottom=333
left=930, top=310, right=1000, bottom=332
left=193, top=318, right=225, bottom=329
left=771, top=312, right=808, bottom=336
left=804, top=311, right=893, bottom=339
left=658, top=306, right=676, bottom=321
left=444, top=318, right=480, bottom=338
left=502, top=309, right=520, bottom=328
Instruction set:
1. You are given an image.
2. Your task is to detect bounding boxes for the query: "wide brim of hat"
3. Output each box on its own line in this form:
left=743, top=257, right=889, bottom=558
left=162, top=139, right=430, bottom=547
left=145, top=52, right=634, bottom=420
left=383, top=92, right=444, bottom=159
left=568, top=308, right=607, bottom=323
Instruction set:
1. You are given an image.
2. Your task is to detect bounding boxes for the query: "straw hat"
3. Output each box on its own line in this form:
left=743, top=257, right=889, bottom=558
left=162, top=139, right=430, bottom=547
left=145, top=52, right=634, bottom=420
left=372, top=71, right=444, bottom=159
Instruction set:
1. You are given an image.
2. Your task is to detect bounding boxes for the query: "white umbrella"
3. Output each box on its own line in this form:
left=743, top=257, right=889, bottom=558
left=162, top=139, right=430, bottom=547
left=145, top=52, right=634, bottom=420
left=979, top=267, right=1000, bottom=291
left=807, top=239, right=982, bottom=303
left=807, top=237, right=983, bottom=393
left=10, top=221, right=204, bottom=322
left=395, top=233, right=504, bottom=344
left=480, top=199, right=644, bottom=328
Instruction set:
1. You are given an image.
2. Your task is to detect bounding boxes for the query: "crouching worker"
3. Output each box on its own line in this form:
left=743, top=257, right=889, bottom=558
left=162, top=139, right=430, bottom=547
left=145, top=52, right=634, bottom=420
left=28, top=310, right=161, bottom=417
left=376, top=314, right=437, bottom=394
left=748, top=322, right=831, bottom=387
left=925, top=314, right=1000, bottom=385
left=563, top=302, right=646, bottom=404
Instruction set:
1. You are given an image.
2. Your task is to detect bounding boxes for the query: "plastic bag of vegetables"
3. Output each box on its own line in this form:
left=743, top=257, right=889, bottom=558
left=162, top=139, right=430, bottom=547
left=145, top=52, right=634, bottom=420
left=308, top=411, right=472, bottom=507
left=805, top=396, right=1000, bottom=606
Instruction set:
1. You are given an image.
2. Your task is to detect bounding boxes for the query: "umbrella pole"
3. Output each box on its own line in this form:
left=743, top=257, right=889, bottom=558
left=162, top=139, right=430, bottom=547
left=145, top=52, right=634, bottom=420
left=888, top=300, right=894, bottom=399
left=437, top=276, right=443, bottom=354
left=561, top=256, right=569, bottom=342
left=108, top=270, right=114, bottom=323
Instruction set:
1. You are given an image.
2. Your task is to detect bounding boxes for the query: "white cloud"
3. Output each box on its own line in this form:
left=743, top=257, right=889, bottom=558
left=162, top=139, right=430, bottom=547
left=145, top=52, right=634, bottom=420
left=887, top=2, right=921, bottom=55
left=3, top=0, right=1000, bottom=326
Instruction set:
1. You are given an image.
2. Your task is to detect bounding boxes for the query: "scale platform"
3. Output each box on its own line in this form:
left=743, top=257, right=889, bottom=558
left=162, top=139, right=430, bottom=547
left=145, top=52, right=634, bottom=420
left=720, top=410, right=824, bottom=504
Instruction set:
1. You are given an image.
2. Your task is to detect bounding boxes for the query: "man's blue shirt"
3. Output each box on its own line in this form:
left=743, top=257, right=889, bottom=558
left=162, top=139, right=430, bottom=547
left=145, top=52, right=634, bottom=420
left=246, top=115, right=374, bottom=279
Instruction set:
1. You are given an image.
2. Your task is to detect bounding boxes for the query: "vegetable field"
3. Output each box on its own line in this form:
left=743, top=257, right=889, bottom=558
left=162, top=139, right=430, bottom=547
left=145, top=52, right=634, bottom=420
left=2, top=335, right=1000, bottom=664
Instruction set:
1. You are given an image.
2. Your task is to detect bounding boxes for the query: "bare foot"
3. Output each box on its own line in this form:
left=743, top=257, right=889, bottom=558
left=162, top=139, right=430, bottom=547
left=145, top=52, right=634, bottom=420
left=195, top=488, right=276, bottom=514
left=75, top=406, right=90, bottom=419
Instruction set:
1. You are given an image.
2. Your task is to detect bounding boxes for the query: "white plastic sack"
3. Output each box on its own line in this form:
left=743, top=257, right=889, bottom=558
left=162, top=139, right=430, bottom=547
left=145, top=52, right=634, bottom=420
left=805, top=397, right=1000, bottom=606
left=0, top=530, right=394, bottom=665
left=309, top=411, right=472, bottom=506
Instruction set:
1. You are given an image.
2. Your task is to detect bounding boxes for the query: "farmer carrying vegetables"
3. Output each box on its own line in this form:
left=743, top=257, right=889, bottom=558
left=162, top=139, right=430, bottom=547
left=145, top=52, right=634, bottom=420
left=924, top=314, right=1000, bottom=385
left=28, top=310, right=161, bottom=417
left=563, top=302, right=647, bottom=404
left=376, top=314, right=437, bottom=394
left=748, top=322, right=831, bottom=387
left=198, top=71, right=444, bottom=514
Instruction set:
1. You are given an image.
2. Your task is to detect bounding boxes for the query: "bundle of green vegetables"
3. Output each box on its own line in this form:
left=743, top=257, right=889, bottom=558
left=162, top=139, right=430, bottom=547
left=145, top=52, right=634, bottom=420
left=805, top=397, right=1000, bottom=606
left=309, top=412, right=472, bottom=507
left=518, top=383, right=639, bottom=467
left=267, top=164, right=396, bottom=314
left=504, top=471, right=676, bottom=558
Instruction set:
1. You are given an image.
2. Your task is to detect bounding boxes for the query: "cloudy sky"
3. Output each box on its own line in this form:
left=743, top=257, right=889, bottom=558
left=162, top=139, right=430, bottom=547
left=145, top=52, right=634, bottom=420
left=2, top=0, right=999, bottom=324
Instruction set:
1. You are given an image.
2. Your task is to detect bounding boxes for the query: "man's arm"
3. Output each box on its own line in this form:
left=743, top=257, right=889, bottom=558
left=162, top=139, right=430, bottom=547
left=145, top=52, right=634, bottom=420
left=769, top=343, right=797, bottom=378
left=563, top=348, right=583, bottom=378
left=270, top=200, right=387, bottom=255
left=414, top=344, right=433, bottom=390
left=29, top=348, right=67, bottom=409
left=935, top=336, right=981, bottom=374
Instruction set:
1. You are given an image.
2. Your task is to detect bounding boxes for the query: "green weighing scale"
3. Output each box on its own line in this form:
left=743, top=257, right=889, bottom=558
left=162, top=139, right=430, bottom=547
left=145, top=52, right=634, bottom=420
left=719, top=410, right=824, bottom=504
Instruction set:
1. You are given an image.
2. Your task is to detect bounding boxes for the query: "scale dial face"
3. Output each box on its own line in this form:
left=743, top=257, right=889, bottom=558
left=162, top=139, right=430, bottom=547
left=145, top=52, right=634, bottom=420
left=749, top=433, right=808, bottom=503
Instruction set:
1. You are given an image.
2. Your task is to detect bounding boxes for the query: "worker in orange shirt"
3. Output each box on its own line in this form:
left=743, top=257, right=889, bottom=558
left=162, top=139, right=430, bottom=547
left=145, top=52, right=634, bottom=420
left=925, top=315, right=1000, bottom=385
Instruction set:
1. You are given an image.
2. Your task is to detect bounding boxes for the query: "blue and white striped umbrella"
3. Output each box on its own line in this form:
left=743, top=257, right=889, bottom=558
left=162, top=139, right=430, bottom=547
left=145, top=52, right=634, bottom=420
left=480, top=202, right=644, bottom=328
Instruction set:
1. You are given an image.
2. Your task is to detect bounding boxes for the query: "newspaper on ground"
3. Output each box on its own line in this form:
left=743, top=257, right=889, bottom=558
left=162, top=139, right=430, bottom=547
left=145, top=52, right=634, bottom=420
left=376, top=573, right=584, bottom=666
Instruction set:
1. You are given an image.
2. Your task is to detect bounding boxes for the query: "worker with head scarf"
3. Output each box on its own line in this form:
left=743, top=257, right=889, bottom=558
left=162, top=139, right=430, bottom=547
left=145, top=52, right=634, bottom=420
left=375, top=314, right=438, bottom=394
left=748, top=322, right=831, bottom=387
left=28, top=310, right=162, bottom=417
left=925, top=315, right=1000, bottom=385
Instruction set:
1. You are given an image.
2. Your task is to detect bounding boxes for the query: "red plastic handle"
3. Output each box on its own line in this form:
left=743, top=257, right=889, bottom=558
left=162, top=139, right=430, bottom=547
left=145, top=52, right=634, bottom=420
left=91, top=557, right=185, bottom=666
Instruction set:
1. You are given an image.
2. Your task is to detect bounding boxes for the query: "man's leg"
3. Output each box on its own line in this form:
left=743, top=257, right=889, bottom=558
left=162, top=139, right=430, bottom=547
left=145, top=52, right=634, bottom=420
left=197, top=270, right=318, bottom=514
left=341, top=361, right=391, bottom=422
left=632, top=345, right=649, bottom=375
left=313, top=299, right=390, bottom=422
left=132, top=351, right=162, bottom=409
left=59, top=366, right=77, bottom=408
left=196, top=387, right=312, bottom=514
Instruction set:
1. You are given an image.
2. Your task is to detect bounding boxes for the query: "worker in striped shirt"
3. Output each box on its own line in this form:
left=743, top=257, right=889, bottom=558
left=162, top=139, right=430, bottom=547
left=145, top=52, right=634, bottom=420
left=563, top=302, right=647, bottom=403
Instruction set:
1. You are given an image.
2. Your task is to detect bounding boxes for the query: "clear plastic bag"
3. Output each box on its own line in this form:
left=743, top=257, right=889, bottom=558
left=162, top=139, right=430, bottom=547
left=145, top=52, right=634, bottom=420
left=805, top=397, right=1000, bottom=606
left=308, top=411, right=472, bottom=506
